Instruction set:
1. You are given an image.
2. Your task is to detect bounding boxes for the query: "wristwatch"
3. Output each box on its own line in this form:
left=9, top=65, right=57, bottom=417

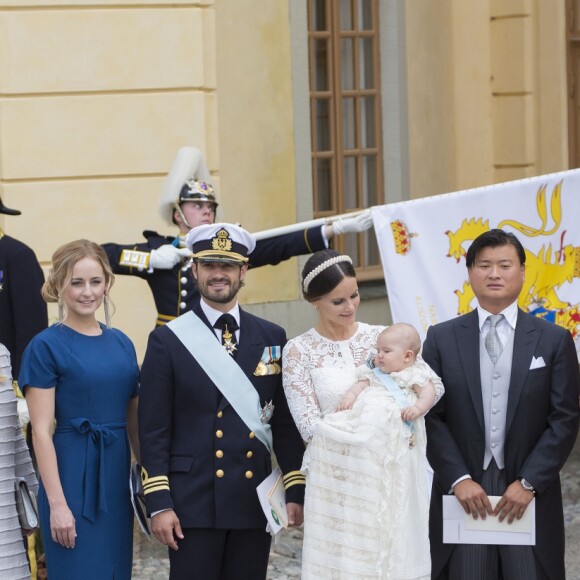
left=519, top=478, right=536, bottom=495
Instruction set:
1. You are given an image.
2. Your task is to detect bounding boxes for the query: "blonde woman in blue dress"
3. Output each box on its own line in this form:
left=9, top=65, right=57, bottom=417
left=19, top=240, right=139, bottom=580
left=0, top=344, right=38, bottom=580
left=283, top=250, right=443, bottom=579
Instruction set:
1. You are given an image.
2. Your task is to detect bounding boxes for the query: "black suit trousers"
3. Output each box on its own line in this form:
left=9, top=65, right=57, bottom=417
left=169, top=528, right=272, bottom=580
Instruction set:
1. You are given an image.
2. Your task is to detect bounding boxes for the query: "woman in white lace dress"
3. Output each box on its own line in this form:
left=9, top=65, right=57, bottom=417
left=283, top=250, right=443, bottom=579
left=0, top=344, right=38, bottom=580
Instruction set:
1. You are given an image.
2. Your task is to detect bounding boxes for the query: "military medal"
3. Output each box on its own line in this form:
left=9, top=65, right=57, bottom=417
left=260, top=400, right=274, bottom=423
left=222, top=325, right=237, bottom=355
left=0, top=270, right=3, bottom=293
left=254, top=361, right=267, bottom=376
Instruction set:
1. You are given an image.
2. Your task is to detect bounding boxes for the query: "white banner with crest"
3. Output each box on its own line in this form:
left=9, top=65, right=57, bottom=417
left=372, top=169, right=580, bottom=348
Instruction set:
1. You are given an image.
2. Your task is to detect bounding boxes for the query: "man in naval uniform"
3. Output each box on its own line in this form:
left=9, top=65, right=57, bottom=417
left=423, top=229, right=580, bottom=579
left=0, top=198, right=47, bottom=381
left=103, top=146, right=371, bottom=326
left=138, top=223, right=305, bottom=579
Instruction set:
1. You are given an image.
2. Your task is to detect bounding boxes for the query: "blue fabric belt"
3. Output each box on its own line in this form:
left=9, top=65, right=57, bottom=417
left=56, top=418, right=126, bottom=523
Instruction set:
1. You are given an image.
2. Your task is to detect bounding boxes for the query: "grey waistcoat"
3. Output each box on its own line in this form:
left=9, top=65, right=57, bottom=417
left=480, top=329, right=515, bottom=470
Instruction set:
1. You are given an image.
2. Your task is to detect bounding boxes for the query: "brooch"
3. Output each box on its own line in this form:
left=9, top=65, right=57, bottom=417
left=260, top=401, right=275, bottom=423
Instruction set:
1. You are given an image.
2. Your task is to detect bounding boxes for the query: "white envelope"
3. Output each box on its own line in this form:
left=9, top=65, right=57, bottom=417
left=443, top=495, right=535, bottom=545
left=529, top=356, right=546, bottom=370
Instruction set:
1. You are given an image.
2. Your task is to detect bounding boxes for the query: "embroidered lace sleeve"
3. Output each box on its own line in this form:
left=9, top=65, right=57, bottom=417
left=282, top=338, right=322, bottom=442
left=393, top=355, right=445, bottom=404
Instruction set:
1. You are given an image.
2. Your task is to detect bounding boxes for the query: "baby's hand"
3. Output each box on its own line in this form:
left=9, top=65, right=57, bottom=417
left=401, top=405, right=421, bottom=422
left=337, top=399, right=354, bottom=412
left=337, top=394, right=356, bottom=412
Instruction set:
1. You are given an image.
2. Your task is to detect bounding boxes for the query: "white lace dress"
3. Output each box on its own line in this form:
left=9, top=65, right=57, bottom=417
left=283, top=323, right=443, bottom=580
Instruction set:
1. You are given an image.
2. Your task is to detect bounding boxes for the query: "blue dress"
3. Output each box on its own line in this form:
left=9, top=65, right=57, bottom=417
left=19, top=324, right=139, bottom=580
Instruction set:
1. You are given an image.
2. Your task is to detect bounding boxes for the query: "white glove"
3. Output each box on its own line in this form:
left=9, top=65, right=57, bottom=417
left=332, top=209, right=373, bottom=235
left=149, top=245, right=192, bottom=270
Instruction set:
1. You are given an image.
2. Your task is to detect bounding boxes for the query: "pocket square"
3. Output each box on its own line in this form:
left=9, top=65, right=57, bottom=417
left=529, top=356, right=546, bottom=370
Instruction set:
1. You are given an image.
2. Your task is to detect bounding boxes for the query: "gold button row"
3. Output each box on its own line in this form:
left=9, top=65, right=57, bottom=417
left=215, top=470, right=254, bottom=479
left=216, top=430, right=256, bottom=440
left=215, top=450, right=253, bottom=459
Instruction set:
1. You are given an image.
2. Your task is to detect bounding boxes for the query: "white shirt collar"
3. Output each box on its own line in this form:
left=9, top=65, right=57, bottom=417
left=476, top=300, right=518, bottom=331
left=199, top=299, right=240, bottom=328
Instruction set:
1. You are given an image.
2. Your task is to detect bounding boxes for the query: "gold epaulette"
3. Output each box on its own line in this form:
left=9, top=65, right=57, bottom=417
left=141, top=466, right=170, bottom=495
left=283, top=470, right=305, bottom=490
left=119, top=249, right=150, bottom=269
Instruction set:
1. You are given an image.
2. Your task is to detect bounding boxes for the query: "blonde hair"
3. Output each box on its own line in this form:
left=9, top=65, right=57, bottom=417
left=43, top=240, right=115, bottom=321
left=380, top=323, right=421, bottom=357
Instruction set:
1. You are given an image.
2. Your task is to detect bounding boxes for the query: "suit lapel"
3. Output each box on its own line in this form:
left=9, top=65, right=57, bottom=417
left=506, top=309, right=539, bottom=433
left=235, top=309, right=264, bottom=377
left=456, top=311, right=485, bottom=432
left=217, top=308, right=263, bottom=412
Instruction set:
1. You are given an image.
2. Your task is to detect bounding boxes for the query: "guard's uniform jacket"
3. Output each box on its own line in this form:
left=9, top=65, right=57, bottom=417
left=103, top=226, right=326, bottom=326
left=138, top=302, right=305, bottom=529
left=0, top=232, right=48, bottom=378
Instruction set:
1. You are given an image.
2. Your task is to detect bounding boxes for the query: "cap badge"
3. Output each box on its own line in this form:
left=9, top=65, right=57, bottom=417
left=212, top=228, right=233, bottom=253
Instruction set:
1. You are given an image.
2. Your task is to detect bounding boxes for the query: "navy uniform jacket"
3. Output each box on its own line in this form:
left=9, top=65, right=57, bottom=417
left=423, top=310, right=580, bottom=579
left=103, top=227, right=326, bottom=326
left=0, top=233, right=48, bottom=378
left=138, top=302, right=305, bottom=529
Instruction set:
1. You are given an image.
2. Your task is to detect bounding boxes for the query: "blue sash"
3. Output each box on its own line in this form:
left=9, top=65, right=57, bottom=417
left=372, top=368, right=414, bottom=430
left=167, top=311, right=273, bottom=453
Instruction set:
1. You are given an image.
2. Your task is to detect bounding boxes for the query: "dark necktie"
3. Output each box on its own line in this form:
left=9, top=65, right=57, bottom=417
left=485, top=314, right=503, bottom=365
left=214, top=314, right=239, bottom=357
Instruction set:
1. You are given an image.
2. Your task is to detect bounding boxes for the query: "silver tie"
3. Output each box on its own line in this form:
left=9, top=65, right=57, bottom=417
left=485, top=314, right=503, bottom=365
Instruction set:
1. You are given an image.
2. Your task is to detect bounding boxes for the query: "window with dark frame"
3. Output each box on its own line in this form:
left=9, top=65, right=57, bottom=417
left=308, top=0, right=384, bottom=280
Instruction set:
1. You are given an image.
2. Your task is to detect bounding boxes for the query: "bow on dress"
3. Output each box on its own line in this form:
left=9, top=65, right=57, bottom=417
left=64, top=418, right=126, bottom=523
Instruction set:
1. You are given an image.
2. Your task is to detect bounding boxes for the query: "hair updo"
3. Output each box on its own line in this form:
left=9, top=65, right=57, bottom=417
left=42, top=239, right=115, bottom=304
left=301, top=249, right=357, bottom=301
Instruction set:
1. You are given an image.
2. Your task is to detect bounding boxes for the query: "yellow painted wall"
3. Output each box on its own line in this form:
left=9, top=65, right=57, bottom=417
left=0, top=0, right=572, bottom=359
left=214, top=0, right=302, bottom=305
left=0, top=1, right=218, bottom=359
left=405, top=0, right=568, bottom=198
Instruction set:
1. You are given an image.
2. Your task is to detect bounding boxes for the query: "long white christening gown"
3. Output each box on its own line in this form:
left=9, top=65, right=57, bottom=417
left=283, top=323, right=444, bottom=579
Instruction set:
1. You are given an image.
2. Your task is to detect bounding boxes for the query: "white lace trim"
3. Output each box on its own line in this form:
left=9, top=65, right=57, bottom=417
left=282, top=323, right=384, bottom=442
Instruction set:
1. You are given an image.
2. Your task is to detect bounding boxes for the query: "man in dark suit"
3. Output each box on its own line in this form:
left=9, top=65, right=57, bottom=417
left=138, top=222, right=306, bottom=580
left=423, top=228, right=580, bottom=580
left=103, top=146, right=371, bottom=326
left=0, top=198, right=47, bottom=381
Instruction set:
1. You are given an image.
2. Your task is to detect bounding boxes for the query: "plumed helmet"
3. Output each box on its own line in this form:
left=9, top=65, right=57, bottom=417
left=158, top=146, right=217, bottom=226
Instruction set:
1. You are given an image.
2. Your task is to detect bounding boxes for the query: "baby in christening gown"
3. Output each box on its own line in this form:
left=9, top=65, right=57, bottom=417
left=337, top=323, right=439, bottom=447
left=298, top=322, right=443, bottom=580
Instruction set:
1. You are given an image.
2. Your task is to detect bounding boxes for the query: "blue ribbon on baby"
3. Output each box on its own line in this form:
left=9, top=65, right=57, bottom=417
left=56, top=418, right=126, bottom=523
left=372, top=367, right=415, bottom=432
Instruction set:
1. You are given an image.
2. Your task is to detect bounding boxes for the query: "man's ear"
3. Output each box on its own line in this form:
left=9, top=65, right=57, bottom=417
left=191, top=262, right=198, bottom=280
left=239, top=264, right=249, bottom=281
left=173, top=207, right=183, bottom=227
